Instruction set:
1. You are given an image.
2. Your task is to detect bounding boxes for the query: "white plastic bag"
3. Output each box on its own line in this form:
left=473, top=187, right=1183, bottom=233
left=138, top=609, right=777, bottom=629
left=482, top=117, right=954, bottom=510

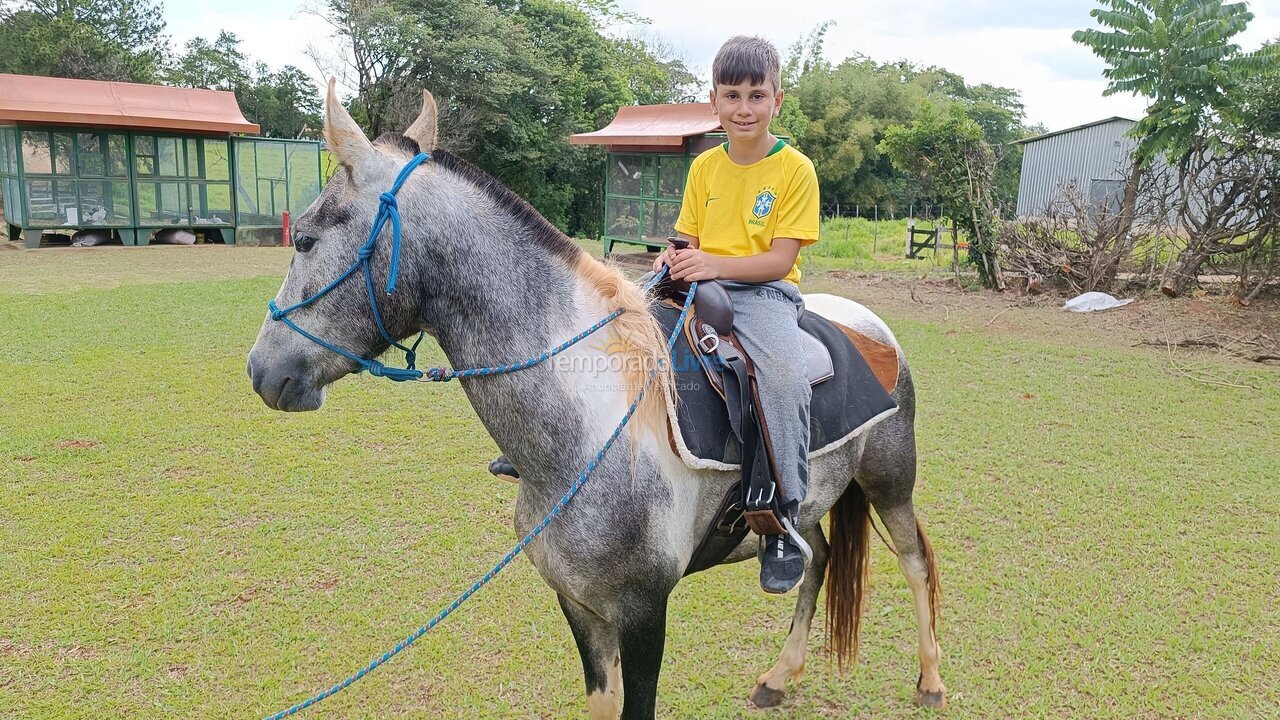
left=1062, top=291, right=1134, bottom=312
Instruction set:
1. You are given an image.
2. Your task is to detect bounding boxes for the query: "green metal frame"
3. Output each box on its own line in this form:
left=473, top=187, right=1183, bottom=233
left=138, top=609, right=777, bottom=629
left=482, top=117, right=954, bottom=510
left=602, top=152, right=688, bottom=255
left=599, top=131, right=756, bottom=255
left=232, top=136, right=324, bottom=229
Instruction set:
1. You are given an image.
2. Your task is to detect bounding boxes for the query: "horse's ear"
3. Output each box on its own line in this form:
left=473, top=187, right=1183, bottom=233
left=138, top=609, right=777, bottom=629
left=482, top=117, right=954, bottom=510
left=404, top=89, right=438, bottom=151
left=323, top=77, right=376, bottom=170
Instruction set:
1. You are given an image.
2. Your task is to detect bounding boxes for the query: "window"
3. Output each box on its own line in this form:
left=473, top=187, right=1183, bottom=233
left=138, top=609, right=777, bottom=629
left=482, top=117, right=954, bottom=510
left=78, top=133, right=105, bottom=177
left=21, top=131, right=52, bottom=174
left=52, top=133, right=74, bottom=175
left=135, top=136, right=156, bottom=175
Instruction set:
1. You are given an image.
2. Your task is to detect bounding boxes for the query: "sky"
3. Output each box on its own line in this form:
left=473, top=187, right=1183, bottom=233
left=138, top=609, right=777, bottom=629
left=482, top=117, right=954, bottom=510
left=164, top=0, right=1280, bottom=132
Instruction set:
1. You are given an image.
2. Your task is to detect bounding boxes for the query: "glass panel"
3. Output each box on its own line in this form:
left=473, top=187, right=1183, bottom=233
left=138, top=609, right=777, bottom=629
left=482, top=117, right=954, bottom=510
left=27, top=179, right=78, bottom=224
left=107, top=135, right=128, bottom=177
left=2, top=177, right=15, bottom=224
left=137, top=181, right=188, bottom=225
left=185, top=138, right=202, bottom=179
left=157, top=137, right=183, bottom=177
left=606, top=198, right=640, bottom=240
left=22, top=131, right=52, bottom=174
left=202, top=139, right=230, bottom=181
left=608, top=154, right=643, bottom=196
left=287, top=143, right=321, bottom=215
left=191, top=183, right=231, bottom=224
left=135, top=135, right=156, bottom=175
left=52, top=133, right=74, bottom=175
left=78, top=133, right=105, bottom=177
left=641, top=157, right=657, bottom=198
left=234, top=140, right=259, bottom=224
left=658, top=156, right=685, bottom=198
left=79, top=180, right=131, bottom=224
left=7, top=128, right=17, bottom=174
left=0, top=128, right=11, bottom=174
left=645, top=201, right=681, bottom=242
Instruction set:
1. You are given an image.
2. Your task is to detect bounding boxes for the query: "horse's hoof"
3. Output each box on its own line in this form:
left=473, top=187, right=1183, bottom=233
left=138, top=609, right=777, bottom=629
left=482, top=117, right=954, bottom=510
left=749, top=683, right=785, bottom=709
left=914, top=686, right=947, bottom=709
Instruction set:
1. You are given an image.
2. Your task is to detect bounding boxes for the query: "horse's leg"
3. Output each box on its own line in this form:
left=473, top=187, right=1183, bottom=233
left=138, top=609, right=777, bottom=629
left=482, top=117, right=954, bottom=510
left=749, top=524, right=830, bottom=708
left=558, top=594, right=622, bottom=720
left=617, top=592, right=669, bottom=720
left=878, top=502, right=946, bottom=708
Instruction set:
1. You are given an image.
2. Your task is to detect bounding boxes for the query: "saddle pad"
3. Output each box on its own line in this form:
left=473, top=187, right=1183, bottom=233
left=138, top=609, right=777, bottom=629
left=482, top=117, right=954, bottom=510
left=652, top=303, right=899, bottom=470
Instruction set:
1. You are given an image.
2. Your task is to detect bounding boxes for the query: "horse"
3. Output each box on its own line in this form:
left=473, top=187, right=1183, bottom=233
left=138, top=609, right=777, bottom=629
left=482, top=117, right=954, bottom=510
left=247, top=82, right=946, bottom=719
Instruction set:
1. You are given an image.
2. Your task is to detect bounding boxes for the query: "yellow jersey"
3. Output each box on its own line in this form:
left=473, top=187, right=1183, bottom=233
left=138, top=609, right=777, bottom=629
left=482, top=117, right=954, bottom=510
left=674, top=141, right=820, bottom=285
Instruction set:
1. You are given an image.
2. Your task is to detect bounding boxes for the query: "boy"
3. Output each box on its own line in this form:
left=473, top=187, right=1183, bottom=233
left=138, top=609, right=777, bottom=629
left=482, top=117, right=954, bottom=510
left=655, top=35, right=820, bottom=594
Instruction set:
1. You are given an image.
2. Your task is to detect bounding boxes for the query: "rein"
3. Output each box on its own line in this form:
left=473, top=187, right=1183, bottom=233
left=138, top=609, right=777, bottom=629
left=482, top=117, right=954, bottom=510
left=267, top=152, right=637, bottom=383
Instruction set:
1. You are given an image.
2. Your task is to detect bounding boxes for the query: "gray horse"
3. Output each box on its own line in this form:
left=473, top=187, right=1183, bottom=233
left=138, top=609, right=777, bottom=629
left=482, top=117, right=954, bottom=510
left=247, top=82, right=945, bottom=719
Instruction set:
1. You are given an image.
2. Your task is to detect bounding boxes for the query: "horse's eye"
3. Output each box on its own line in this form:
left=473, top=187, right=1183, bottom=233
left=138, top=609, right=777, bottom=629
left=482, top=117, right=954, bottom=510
left=295, top=234, right=319, bottom=253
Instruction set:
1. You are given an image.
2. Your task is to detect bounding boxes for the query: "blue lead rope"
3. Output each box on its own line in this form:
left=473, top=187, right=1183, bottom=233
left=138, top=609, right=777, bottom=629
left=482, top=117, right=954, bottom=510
left=262, top=281, right=697, bottom=720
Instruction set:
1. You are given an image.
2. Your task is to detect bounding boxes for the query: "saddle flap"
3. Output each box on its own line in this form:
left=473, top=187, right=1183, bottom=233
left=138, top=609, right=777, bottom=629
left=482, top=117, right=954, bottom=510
left=800, top=329, right=834, bottom=385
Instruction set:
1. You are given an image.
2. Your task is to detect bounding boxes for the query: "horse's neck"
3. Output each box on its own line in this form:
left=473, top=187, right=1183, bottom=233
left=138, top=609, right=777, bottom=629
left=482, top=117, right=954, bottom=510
left=426, top=242, right=638, bottom=482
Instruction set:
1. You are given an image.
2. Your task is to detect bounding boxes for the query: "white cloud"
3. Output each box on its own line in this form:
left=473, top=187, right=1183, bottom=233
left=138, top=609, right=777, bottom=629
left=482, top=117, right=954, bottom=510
left=619, top=0, right=1278, bottom=130
left=158, top=0, right=1279, bottom=132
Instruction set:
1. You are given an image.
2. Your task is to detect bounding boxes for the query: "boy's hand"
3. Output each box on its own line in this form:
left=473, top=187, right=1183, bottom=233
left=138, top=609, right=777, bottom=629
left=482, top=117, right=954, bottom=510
left=652, top=248, right=672, bottom=274
left=667, top=248, right=721, bottom=282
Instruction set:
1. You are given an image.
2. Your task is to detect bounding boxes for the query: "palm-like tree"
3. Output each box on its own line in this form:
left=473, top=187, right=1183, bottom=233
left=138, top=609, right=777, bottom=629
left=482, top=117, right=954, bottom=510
left=1073, top=0, right=1268, bottom=162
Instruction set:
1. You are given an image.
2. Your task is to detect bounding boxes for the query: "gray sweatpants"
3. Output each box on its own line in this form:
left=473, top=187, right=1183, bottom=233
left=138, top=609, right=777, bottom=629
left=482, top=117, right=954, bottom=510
left=720, top=280, right=810, bottom=508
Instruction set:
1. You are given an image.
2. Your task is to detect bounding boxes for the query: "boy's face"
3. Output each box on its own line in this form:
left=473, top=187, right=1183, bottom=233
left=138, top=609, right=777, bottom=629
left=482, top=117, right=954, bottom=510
left=710, top=80, right=783, bottom=145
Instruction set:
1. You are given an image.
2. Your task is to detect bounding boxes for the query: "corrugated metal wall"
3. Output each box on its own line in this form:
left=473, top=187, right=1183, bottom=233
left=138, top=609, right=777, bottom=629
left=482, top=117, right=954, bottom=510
left=1015, top=119, right=1138, bottom=217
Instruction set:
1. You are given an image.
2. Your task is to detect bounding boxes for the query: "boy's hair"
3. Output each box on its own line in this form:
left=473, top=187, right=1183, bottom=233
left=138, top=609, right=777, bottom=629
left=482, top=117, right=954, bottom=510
left=712, top=36, right=782, bottom=92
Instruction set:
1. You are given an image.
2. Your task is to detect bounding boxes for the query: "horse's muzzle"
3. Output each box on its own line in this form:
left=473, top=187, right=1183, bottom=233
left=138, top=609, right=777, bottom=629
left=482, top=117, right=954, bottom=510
left=247, top=348, right=326, bottom=412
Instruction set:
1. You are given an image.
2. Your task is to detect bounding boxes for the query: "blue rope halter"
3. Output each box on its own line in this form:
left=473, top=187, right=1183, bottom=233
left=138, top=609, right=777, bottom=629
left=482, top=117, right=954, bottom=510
left=267, top=151, right=639, bottom=383
left=268, top=152, right=431, bottom=382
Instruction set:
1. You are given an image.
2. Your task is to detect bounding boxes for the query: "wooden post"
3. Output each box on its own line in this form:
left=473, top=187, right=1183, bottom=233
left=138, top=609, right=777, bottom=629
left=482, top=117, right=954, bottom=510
left=905, top=219, right=914, bottom=258
left=951, top=223, right=960, bottom=285
left=873, top=204, right=879, bottom=253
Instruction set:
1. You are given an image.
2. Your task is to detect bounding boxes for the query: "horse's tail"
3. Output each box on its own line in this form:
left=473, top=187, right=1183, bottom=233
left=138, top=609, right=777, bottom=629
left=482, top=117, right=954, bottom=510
left=825, top=478, right=871, bottom=672
left=916, top=515, right=941, bottom=638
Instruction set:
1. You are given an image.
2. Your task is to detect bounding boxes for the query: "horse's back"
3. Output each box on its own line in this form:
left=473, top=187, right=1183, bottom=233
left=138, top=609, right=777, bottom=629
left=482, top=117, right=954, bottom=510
left=803, top=293, right=903, bottom=356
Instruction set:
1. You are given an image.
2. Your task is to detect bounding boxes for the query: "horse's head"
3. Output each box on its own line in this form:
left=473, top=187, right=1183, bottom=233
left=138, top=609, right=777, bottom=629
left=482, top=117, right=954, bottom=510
left=247, top=79, right=440, bottom=411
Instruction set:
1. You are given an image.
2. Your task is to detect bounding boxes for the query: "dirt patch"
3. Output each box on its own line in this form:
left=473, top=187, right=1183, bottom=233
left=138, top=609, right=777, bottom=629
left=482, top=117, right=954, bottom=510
left=804, top=270, right=1280, bottom=366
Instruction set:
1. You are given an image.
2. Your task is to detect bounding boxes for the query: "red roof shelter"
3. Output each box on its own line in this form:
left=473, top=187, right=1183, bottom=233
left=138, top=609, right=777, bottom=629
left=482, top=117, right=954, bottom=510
left=1, top=74, right=324, bottom=250
left=570, top=103, right=726, bottom=254
left=0, top=74, right=259, bottom=134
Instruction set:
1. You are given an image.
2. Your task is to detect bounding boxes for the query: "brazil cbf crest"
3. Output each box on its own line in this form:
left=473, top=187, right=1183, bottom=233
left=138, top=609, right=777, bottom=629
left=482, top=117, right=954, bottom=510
left=752, top=187, right=777, bottom=219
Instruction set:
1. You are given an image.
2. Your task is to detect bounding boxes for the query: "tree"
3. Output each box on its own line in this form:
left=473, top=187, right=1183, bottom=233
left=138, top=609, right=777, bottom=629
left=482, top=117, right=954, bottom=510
left=310, top=0, right=697, bottom=236
left=1072, top=0, right=1278, bottom=295
left=1073, top=0, right=1270, bottom=163
left=167, top=31, right=250, bottom=91
left=880, top=104, right=1003, bottom=288
left=0, top=0, right=168, bottom=82
left=170, top=32, right=321, bottom=139
left=790, top=56, right=925, bottom=209
left=242, top=65, right=323, bottom=139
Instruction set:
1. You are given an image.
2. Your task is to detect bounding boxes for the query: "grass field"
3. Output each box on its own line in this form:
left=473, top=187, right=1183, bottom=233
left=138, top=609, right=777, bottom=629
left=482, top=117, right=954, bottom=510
left=1, top=246, right=1277, bottom=719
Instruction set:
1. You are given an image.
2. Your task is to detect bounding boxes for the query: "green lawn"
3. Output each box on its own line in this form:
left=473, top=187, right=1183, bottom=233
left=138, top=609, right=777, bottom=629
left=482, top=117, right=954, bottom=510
left=1, top=247, right=1277, bottom=719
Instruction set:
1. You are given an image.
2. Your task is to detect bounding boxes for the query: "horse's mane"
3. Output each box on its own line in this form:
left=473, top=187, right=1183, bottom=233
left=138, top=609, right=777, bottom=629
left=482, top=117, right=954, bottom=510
left=378, top=132, right=674, bottom=437
left=375, top=133, right=579, bottom=264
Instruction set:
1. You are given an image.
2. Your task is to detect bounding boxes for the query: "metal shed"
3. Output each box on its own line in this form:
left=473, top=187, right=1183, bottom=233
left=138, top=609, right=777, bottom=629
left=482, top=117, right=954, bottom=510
left=570, top=103, right=724, bottom=254
left=1014, top=116, right=1138, bottom=217
left=0, top=73, right=322, bottom=248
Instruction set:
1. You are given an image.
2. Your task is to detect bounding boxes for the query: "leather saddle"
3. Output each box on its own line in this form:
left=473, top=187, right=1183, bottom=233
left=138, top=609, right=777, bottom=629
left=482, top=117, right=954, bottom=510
left=646, top=272, right=900, bottom=575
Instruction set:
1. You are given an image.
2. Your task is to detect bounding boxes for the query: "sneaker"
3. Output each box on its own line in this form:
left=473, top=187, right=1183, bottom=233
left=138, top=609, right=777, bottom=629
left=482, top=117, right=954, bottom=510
left=759, top=531, right=806, bottom=594
left=488, top=456, right=520, bottom=483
